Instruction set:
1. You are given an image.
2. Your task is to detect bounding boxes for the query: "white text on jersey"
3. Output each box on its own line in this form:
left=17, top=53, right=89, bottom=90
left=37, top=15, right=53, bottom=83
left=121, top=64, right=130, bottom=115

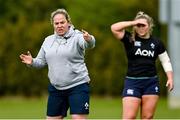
left=135, top=48, right=154, bottom=57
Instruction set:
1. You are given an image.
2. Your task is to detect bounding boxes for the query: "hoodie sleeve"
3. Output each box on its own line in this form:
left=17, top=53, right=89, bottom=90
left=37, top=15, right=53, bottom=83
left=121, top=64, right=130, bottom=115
left=32, top=45, right=47, bottom=68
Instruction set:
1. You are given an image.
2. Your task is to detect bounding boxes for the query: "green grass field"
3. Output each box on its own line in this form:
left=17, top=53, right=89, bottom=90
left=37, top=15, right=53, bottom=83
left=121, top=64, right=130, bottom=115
left=0, top=96, right=180, bottom=119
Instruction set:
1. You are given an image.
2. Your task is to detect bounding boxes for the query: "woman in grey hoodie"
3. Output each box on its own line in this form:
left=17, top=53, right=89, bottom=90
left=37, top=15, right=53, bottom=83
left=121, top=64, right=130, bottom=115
left=20, top=8, right=95, bottom=120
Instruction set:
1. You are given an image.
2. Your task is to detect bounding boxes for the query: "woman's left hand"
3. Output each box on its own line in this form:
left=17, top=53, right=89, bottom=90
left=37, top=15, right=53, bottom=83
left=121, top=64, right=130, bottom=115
left=82, top=29, right=92, bottom=42
left=166, top=79, right=174, bottom=92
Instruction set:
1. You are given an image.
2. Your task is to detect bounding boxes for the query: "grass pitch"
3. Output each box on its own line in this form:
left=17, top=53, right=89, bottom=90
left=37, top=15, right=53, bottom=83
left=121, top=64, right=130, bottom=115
left=0, top=96, right=180, bottom=119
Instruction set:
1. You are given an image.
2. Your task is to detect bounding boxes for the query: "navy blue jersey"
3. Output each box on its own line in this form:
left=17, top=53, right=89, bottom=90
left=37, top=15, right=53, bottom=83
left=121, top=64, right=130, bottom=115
left=121, top=31, right=166, bottom=77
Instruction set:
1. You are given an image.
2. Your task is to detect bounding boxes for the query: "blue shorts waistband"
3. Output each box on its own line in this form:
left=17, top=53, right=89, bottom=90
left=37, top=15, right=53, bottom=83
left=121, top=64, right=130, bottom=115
left=126, top=75, right=158, bottom=79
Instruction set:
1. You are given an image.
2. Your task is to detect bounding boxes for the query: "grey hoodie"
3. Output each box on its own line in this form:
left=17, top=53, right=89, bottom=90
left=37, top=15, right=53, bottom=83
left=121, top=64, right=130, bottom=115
left=32, top=26, right=95, bottom=90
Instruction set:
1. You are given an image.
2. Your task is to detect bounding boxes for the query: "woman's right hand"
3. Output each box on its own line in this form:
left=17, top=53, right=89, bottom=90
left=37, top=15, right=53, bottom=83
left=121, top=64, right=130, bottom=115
left=134, top=18, right=147, bottom=26
left=19, top=51, right=33, bottom=65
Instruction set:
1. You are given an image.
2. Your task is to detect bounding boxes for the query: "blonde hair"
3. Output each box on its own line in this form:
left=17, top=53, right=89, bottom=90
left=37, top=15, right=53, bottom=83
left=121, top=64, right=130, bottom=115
left=132, top=11, right=154, bottom=41
left=50, top=8, right=72, bottom=24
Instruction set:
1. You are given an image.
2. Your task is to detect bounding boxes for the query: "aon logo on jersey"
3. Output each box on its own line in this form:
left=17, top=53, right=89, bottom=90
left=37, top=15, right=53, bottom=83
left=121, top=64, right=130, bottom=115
left=135, top=48, right=154, bottom=57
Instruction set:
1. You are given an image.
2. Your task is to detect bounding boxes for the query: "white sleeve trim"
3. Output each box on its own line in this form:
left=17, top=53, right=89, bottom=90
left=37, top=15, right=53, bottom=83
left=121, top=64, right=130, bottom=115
left=158, top=51, right=173, bottom=72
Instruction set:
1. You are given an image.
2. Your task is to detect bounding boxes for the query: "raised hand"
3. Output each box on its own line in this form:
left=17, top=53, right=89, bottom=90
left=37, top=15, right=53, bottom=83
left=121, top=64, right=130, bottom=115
left=82, top=29, right=92, bottom=42
left=134, top=18, right=148, bottom=27
left=20, top=51, right=33, bottom=65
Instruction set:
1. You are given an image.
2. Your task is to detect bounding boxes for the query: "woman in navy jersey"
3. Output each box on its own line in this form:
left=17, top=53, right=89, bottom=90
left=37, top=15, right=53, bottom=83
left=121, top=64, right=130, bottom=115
left=111, top=11, right=174, bottom=119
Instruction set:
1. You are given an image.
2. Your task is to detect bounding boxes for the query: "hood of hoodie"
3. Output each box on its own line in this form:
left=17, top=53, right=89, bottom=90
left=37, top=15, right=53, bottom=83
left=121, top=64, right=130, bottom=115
left=54, top=25, right=75, bottom=40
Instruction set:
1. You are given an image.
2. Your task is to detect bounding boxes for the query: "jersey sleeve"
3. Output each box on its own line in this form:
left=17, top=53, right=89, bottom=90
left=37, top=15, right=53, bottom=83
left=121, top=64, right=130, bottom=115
left=121, top=31, right=132, bottom=43
left=157, top=39, right=166, bottom=55
left=121, top=31, right=134, bottom=50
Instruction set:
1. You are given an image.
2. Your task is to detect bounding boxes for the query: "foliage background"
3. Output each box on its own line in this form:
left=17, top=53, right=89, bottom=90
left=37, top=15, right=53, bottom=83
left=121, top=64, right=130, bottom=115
left=0, top=0, right=168, bottom=97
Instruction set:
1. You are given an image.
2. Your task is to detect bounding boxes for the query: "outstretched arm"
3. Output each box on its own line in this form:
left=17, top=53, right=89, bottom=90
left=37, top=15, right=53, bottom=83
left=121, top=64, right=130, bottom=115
left=20, top=47, right=47, bottom=68
left=79, top=29, right=95, bottom=49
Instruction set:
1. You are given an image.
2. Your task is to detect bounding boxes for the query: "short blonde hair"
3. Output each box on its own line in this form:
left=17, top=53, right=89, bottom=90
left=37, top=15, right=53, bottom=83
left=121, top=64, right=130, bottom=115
left=50, top=8, right=72, bottom=24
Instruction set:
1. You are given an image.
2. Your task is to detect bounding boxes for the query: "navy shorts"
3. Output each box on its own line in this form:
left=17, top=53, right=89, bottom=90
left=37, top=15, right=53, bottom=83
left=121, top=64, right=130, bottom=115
left=122, top=76, right=160, bottom=98
left=47, top=83, right=90, bottom=117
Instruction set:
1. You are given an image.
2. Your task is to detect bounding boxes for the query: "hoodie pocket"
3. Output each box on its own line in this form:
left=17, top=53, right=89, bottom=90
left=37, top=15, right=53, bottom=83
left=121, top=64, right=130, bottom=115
left=69, top=63, right=88, bottom=74
left=48, top=63, right=78, bottom=87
